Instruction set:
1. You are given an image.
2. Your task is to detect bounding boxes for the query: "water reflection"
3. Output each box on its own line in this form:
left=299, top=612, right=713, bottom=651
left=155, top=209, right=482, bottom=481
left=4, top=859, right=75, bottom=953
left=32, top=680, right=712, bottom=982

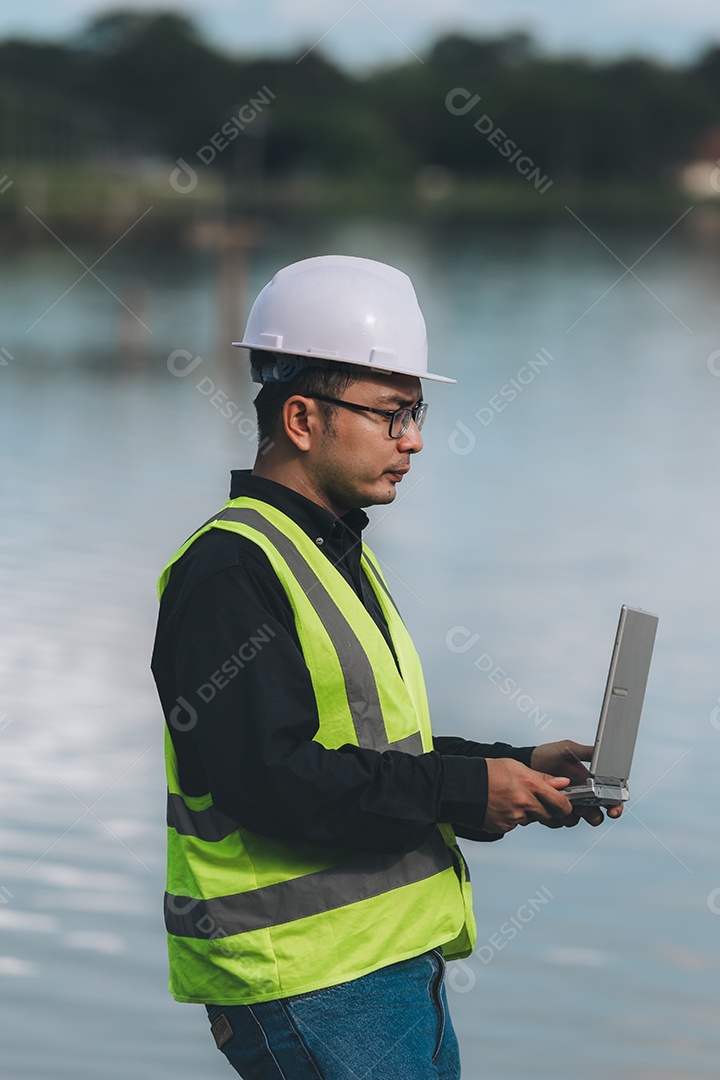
left=2, top=218, right=720, bottom=1079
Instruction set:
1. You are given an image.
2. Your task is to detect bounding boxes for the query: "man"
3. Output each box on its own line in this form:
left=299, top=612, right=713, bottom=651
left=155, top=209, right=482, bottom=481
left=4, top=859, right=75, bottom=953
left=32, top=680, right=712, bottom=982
left=152, top=255, right=620, bottom=1079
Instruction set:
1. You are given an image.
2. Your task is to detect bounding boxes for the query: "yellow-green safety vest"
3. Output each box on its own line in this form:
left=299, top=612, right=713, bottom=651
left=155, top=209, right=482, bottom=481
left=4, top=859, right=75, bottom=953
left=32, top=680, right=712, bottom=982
left=158, top=497, right=476, bottom=1005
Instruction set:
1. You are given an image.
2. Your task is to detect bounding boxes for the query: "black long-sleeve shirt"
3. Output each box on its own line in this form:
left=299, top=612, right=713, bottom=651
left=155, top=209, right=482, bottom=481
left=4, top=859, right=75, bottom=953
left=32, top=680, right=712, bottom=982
left=151, top=471, right=535, bottom=854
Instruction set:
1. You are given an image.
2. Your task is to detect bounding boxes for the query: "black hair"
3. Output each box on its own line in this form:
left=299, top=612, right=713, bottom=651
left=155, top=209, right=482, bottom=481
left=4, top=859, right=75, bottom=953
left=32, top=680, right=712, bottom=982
left=251, top=351, right=365, bottom=445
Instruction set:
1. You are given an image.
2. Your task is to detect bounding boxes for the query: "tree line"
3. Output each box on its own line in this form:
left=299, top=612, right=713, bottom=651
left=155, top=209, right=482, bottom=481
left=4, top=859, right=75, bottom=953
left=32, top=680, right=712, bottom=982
left=1, top=10, right=719, bottom=188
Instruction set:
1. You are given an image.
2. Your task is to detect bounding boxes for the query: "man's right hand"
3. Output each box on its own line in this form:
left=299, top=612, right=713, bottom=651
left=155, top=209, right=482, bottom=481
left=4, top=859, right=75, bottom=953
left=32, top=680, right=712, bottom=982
left=484, top=758, right=573, bottom=834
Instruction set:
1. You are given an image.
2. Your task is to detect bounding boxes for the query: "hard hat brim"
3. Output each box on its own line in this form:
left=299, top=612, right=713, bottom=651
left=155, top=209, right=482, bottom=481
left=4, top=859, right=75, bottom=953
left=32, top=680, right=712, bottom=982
left=231, top=342, right=456, bottom=384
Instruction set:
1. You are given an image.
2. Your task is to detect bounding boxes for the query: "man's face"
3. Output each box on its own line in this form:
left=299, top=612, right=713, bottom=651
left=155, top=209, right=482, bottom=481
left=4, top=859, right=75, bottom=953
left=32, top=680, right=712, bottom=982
left=303, top=372, right=424, bottom=516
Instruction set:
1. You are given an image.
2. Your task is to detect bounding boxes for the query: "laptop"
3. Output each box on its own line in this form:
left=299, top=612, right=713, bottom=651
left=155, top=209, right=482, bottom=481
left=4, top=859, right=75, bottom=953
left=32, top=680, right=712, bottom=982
left=564, top=605, right=658, bottom=807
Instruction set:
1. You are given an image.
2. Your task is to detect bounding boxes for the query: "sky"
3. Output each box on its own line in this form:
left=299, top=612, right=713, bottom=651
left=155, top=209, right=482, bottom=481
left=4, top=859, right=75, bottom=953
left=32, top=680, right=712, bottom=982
left=1, top=0, right=720, bottom=69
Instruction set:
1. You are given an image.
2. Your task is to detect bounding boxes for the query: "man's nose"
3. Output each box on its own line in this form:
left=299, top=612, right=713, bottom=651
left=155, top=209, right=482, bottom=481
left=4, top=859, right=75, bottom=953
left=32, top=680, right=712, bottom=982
left=397, top=419, right=423, bottom=454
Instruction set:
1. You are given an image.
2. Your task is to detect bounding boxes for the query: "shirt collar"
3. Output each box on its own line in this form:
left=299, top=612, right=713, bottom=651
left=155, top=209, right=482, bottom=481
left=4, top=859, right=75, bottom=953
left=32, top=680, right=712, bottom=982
left=228, top=470, right=370, bottom=546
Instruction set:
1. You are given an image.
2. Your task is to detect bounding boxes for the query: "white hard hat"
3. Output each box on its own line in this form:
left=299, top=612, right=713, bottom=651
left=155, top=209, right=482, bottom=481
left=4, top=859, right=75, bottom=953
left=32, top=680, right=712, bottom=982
left=233, top=254, right=455, bottom=384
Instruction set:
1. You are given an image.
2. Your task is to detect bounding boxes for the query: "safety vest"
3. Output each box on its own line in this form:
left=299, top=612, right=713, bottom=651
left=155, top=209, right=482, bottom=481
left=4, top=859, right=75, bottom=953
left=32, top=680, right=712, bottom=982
left=158, top=497, right=476, bottom=1005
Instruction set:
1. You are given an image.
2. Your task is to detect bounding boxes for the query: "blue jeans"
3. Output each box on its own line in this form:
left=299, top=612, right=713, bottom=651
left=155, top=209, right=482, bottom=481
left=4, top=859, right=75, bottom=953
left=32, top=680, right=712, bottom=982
left=204, top=949, right=461, bottom=1078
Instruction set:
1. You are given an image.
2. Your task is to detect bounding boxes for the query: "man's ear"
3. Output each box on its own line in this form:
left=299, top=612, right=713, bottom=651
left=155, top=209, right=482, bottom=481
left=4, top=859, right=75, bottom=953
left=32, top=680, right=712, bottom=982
left=282, top=395, right=320, bottom=452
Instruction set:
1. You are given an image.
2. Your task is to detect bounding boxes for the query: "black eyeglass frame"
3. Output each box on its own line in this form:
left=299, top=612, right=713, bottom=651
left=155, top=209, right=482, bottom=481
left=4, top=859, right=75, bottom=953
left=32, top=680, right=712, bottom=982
left=306, top=394, right=428, bottom=439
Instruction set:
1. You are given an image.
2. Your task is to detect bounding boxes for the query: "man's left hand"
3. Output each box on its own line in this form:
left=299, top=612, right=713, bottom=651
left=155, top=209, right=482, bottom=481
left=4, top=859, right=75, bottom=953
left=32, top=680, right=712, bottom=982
left=530, top=740, right=623, bottom=828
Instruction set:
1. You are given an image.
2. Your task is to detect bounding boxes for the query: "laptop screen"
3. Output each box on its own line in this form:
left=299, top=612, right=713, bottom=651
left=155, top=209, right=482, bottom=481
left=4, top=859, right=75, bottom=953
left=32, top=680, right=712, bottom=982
left=591, top=606, right=659, bottom=781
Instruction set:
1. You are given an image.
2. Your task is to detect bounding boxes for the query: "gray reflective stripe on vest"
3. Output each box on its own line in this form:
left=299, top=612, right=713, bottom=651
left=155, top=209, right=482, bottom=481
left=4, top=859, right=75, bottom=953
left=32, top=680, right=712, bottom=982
left=167, top=793, right=239, bottom=843
left=357, top=554, right=422, bottom=752
left=214, top=506, right=421, bottom=755
left=361, top=554, right=402, bottom=618
left=164, top=829, right=454, bottom=938
left=388, top=731, right=423, bottom=754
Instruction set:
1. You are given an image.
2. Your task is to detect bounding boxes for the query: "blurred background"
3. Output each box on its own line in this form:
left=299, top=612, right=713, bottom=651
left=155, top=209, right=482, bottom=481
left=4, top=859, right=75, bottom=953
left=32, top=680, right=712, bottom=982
left=2, top=3, right=720, bottom=1078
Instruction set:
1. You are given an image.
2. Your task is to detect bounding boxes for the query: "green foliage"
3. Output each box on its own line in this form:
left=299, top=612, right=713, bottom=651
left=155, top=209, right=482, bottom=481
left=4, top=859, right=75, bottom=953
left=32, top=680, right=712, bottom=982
left=1, top=10, right=719, bottom=188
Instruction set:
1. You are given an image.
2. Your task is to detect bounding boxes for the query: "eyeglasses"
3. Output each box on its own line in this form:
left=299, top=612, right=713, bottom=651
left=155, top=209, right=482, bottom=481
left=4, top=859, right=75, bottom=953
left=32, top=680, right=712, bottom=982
left=306, top=395, right=428, bottom=439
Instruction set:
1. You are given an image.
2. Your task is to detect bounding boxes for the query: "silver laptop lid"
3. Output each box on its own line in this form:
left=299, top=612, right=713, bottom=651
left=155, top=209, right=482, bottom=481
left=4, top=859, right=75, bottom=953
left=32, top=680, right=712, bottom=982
left=591, top=605, right=658, bottom=781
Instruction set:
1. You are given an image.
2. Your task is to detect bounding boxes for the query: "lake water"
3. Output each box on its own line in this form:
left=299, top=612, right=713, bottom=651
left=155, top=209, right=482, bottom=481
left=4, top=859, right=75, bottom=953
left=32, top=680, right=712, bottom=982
left=2, top=212, right=720, bottom=1079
